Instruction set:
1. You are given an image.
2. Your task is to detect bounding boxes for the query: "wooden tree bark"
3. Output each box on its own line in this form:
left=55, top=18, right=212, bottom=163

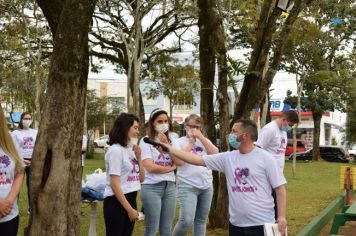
left=27, top=1, right=96, bottom=235
left=197, top=0, right=219, bottom=227
left=233, top=0, right=310, bottom=121
left=312, top=110, right=322, bottom=161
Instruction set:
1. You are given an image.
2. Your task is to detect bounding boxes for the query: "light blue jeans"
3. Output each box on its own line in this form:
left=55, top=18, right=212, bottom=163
left=172, top=182, right=213, bottom=236
left=141, top=181, right=177, bottom=236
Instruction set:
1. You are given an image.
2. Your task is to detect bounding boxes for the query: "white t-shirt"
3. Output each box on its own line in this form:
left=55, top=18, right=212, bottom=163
left=12, top=129, right=38, bottom=160
left=139, top=133, right=176, bottom=184
left=81, top=135, right=88, bottom=167
left=203, top=147, right=286, bottom=227
left=104, top=144, right=141, bottom=197
left=256, top=121, right=287, bottom=170
left=173, top=137, right=212, bottom=189
left=0, top=149, right=21, bottom=223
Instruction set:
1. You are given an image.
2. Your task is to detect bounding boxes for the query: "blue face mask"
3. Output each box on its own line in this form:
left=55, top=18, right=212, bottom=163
left=228, top=134, right=240, bottom=149
left=282, top=125, right=292, bottom=132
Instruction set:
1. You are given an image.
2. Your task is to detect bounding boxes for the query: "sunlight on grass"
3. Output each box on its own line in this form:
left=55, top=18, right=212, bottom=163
left=17, top=155, right=345, bottom=235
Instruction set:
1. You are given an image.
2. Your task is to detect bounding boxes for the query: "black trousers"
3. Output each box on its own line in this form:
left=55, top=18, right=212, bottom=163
left=272, top=189, right=278, bottom=219
left=229, top=222, right=264, bottom=236
left=0, top=215, right=19, bottom=236
left=103, top=192, right=137, bottom=236
left=25, top=166, right=31, bottom=211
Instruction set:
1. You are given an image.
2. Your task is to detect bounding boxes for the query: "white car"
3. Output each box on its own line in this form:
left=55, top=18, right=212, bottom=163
left=349, top=149, right=356, bottom=159
left=93, top=135, right=109, bottom=148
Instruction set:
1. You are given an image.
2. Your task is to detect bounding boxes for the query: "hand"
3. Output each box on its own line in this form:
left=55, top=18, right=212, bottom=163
left=277, top=216, right=287, bottom=236
left=170, top=164, right=176, bottom=172
left=133, top=145, right=141, bottom=160
left=128, top=208, right=139, bottom=221
left=24, top=159, right=31, bottom=166
left=157, top=133, right=169, bottom=144
left=0, top=198, right=12, bottom=217
left=190, top=128, right=204, bottom=140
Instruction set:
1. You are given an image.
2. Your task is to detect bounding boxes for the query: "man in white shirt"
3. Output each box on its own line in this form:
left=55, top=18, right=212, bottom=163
left=257, top=110, right=299, bottom=171
left=162, top=119, right=287, bottom=236
left=257, top=110, right=299, bottom=220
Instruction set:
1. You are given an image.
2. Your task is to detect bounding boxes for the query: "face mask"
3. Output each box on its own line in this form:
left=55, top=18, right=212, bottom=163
left=23, top=120, right=32, bottom=128
left=155, top=123, right=169, bottom=133
left=128, top=137, right=138, bottom=147
left=282, top=125, right=292, bottom=132
left=228, top=134, right=240, bottom=149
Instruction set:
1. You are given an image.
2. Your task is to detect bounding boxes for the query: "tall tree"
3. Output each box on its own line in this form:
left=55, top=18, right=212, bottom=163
left=90, top=0, right=195, bottom=131
left=26, top=0, right=96, bottom=235
left=142, top=53, right=199, bottom=118
left=233, top=0, right=311, bottom=120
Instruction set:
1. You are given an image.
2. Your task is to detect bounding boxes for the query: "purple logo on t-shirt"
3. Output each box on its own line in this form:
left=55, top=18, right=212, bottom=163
left=0, top=155, right=12, bottom=185
left=191, top=146, right=203, bottom=154
left=23, top=136, right=34, bottom=150
left=155, top=152, right=172, bottom=167
left=232, top=167, right=257, bottom=193
left=127, top=156, right=140, bottom=182
left=277, top=138, right=286, bottom=154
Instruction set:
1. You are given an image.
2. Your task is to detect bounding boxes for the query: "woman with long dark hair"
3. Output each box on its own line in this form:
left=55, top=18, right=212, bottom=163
left=0, top=106, right=24, bottom=236
left=139, top=108, right=178, bottom=236
left=103, top=113, right=145, bottom=236
left=11, top=111, right=37, bottom=212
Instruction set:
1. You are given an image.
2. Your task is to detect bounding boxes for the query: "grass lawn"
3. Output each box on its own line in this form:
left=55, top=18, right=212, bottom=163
left=17, top=155, right=345, bottom=235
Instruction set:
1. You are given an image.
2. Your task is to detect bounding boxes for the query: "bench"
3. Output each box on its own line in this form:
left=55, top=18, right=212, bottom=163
left=330, top=202, right=356, bottom=234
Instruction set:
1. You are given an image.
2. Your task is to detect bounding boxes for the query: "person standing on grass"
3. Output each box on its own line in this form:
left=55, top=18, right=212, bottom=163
left=139, top=108, right=178, bottom=236
left=11, top=111, right=37, bottom=213
left=103, top=113, right=145, bottom=236
left=0, top=106, right=25, bottom=236
left=171, top=114, right=218, bottom=236
left=257, top=110, right=299, bottom=219
left=159, top=120, right=287, bottom=236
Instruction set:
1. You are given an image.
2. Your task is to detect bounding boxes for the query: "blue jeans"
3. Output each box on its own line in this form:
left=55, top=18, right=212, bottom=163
left=141, top=181, right=177, bottom=236
left=172, top=182, right=213, bottom=236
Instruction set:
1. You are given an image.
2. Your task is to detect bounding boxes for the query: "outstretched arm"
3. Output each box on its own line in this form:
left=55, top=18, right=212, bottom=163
left=167, top=146, right=206, bottom=166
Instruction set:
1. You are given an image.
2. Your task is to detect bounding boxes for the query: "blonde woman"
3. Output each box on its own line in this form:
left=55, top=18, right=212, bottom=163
left=0, top=106, right=24, bottom=236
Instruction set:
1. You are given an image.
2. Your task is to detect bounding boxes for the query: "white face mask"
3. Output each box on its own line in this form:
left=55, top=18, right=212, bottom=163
left=128, top=137, right=138, bottom=147
left=22, top=120, right=32, bottom=128
left=155, top=123, right=169, bottom=133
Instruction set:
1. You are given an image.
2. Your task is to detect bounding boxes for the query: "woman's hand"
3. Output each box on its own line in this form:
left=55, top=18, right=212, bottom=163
left=24, top=159, right=31, bottom=167
left=157, top=133, right=169, bottom=144
left=0, top=198, right=12, bottom=218
left=190, top=128, right=204, bottom=141
left=133, top=145, right=141, bottom=160
left=128, top=208, right=139, bottom=221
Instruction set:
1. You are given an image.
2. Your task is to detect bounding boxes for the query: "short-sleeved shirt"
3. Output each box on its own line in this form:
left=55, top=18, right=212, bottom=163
left=173, top=137, right=212, bottom=189
left=0, top=149, right=20, bottom=223
left=12, top=129, right=38, bottom=160
left=104, top=144, right=141, bottom=197
left=139, top=133, right=177, bottom=184
left=203, top=147, right=286, bottom=227
left=256, top=121, right=287, bottom=170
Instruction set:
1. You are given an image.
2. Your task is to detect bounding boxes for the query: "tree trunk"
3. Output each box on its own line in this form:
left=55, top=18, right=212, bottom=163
left=27, top=1, right=96, bottom=235
left=233, top=0, right=308, bottom=121
left=198, top=0, right=219, bottom=228
left=312, top=110, right=322, bottom=161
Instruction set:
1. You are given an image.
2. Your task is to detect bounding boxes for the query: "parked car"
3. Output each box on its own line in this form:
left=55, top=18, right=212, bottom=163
left=285, top=139, right=306, bottom=157
left=93, top=135, right=109, bottom=148
left=289, top=146, right=349, bottom=163
left=349, top=149, right=356, bottom=160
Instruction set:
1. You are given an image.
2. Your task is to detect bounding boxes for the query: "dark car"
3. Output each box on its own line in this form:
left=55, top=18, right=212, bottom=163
left=285, top=139, right=306, bottom=157
left=289, top=146, right=349, bottom=163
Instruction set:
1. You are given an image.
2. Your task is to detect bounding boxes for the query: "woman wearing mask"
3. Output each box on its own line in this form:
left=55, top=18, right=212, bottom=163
left=103, top=113, right=145, bottom=236
left=139, top=108, right=177, bottom=236
left=171, top=114, right=218, bottom=236
left=11, top=112, right=37, bottom=212
left=0, top=106, right=24, bottom=236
